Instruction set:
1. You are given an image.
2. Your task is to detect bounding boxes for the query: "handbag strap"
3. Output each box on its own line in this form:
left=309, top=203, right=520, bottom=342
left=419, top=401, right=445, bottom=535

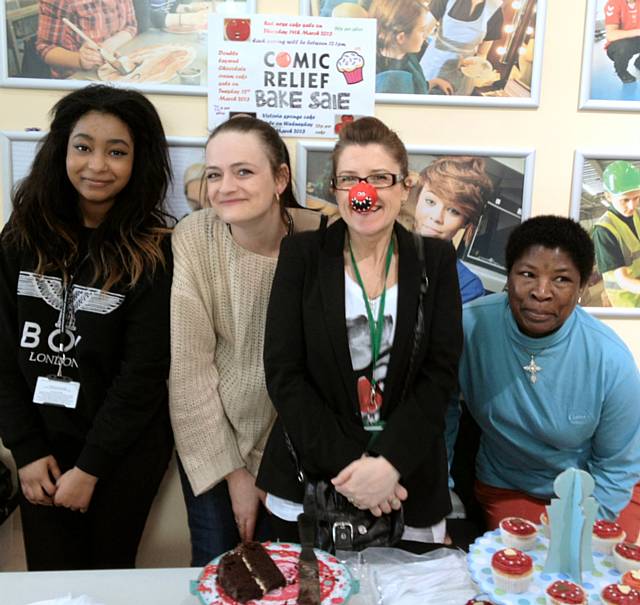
left=283, top=428, right=305, bottom=484
left=397, top=234, right=429, bottom=405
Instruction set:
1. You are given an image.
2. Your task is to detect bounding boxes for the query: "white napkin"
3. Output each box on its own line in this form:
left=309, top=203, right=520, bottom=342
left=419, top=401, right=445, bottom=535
left=372, top=552, right=478, bottom=605
left=24, top=596, right=105, bottom=605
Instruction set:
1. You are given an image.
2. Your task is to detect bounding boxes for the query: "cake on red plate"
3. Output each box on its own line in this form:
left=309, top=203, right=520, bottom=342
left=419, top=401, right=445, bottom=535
left=545, top=580, right=587, bottom=605
left=623, top=571, right=640, bottom=591
left=601, top=583, right=640, bottom=605
left=491, top=548, right=533, bottom=593
left=593, top=519, right=626, bottom=554
left=216, top=541, right=286, bottom=603
left=499, top=517, right=538, bottom=550
left=614, top=542, right=640, bottom=574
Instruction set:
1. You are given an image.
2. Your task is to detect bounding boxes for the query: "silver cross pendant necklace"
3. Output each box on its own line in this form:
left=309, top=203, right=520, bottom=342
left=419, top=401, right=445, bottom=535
left=523, top=353, right=543, bottom=384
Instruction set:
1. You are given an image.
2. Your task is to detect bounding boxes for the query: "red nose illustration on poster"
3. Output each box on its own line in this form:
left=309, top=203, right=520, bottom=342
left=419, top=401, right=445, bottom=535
left=208, top=15, right=376, bottom=137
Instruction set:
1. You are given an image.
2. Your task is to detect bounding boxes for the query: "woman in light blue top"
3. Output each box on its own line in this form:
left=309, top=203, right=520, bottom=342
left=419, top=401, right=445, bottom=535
left=447, top=215, right=640, bottom=540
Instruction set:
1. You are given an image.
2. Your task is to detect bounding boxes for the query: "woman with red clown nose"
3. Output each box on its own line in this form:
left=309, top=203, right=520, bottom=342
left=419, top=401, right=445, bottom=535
left=256, top=117, right=463, bottom=551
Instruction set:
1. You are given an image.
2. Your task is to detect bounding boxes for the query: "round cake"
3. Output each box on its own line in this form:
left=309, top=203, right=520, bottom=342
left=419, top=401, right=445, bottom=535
left=545, top=579, right=587, bottom=604
left=193, top=542, right=354, bottom=605
left=499, top=516, right=538, bottom=550
left=622, top=571, right=640, bottom=591
left=601, top=583, right=640, bottom=605
left=593, top=519, right=626, bottom=554
left=614, top=542, right=640, bottom=574
left=465, top=600, right=495, bottom=605
left=491, top=548, right=533, bottom=594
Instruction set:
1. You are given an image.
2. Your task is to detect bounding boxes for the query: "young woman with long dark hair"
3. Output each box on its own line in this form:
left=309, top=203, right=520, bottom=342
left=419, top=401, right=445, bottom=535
left=0, top=84, right=174, bottom=570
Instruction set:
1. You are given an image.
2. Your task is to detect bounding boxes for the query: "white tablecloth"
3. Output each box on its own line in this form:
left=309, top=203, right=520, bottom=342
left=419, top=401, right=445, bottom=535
left=0, top=567, right=201, bottom=605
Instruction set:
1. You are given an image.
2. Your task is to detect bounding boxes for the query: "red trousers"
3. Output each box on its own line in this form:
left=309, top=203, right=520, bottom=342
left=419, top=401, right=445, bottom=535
left=475, top=480, right=640, bottom=543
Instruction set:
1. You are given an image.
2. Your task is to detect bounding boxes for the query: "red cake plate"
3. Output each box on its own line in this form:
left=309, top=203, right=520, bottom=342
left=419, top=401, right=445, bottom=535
left=190, top=541, right=355, bottom=604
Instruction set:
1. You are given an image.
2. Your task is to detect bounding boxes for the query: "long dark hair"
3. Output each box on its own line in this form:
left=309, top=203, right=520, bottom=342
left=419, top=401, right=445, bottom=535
left=207, top=115, right=302, bottom=219
left=4, top=84, right=172, bottom=291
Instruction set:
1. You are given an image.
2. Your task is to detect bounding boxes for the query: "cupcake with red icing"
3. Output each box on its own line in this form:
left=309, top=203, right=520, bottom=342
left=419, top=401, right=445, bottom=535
left=593, top=519, right=626, bottom=554
left=491, top=548, right=533, bottom=593
left=465, top=600, right=495, bottom=605
left=614, top=542, right=640, bottom=574
left=545, top=580, right=587, bottom=605
left=622, top=571, right=640, bottom=591
left=499, top=517, right=538, bottom=550
left=601, top=583, right=640, bottom=605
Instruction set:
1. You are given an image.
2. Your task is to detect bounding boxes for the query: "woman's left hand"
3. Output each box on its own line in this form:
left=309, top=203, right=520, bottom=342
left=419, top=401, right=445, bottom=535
left=53, top=467, right=98, bottom=513
left=332, top=456, right=401, bottom=509
left=429, top=77, right=453, bottom=95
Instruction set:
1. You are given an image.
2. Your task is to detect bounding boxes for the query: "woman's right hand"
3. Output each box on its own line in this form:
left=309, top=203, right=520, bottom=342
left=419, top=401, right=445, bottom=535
left=78, top=43, right=103, bottom=70
left=368, top=482, right=408, bottom=517
left=226, top=468, right=261, bottom=542
left=18, top=455, right=61, bottom=506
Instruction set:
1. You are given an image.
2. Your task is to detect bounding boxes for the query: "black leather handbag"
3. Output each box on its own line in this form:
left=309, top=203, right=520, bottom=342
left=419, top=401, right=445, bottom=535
left=302, top=474, right=404, bottom=552
left=284, top=234, right=429, bottom=553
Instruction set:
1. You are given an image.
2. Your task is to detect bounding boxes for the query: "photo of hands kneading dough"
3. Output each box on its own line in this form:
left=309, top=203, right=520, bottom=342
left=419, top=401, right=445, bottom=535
left=6, top=0, right=253, bottom=88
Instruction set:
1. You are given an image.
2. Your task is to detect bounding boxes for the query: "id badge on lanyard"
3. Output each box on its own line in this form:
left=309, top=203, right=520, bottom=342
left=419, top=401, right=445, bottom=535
left=33, top=270, right=80, bottom=409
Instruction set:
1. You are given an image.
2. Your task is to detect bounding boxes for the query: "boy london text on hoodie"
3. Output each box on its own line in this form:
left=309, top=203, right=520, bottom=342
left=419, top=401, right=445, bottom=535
left=0, top=229, right=172, bottom=478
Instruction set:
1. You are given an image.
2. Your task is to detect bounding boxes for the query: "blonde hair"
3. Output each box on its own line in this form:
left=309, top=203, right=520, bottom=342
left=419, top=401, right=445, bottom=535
left=416, top=156, right=493, bottom=246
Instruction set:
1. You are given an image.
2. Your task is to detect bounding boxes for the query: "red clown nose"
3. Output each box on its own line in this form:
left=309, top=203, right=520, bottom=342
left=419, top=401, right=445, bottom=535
left=349, top=182, right=378, bottom=213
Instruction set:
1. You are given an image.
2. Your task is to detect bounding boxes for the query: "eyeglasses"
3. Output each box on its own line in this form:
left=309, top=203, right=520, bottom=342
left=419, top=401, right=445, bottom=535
left=331, top=173, right=405, bottom=191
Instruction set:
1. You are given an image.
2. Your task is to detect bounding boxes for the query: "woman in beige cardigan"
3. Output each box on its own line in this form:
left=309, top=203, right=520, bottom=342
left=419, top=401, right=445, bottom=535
left=169, top=116, right=325, bottom=564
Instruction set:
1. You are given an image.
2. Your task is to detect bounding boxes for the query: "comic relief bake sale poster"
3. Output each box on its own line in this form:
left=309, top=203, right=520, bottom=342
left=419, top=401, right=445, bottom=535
left=207, top=15, right=376, bottom=137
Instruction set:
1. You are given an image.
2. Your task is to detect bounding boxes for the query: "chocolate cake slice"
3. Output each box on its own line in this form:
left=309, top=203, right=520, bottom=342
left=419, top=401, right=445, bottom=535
left=217, top=542, right=286, bottom=603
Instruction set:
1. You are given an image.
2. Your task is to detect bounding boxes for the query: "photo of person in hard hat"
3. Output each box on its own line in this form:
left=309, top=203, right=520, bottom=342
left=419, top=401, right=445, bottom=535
left=592, top=160, right=640, bottom=307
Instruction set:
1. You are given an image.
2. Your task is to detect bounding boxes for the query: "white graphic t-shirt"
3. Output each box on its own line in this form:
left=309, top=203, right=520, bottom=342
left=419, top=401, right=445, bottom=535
left=344, top=271, right=397, bottom=430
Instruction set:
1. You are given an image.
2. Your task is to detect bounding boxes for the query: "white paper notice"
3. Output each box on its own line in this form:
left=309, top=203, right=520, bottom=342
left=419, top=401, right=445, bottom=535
left=208, top=14, right=376, bottom=137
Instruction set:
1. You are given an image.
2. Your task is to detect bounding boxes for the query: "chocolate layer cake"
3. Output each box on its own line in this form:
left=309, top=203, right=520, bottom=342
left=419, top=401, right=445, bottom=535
left=217, top=542, right=286, bottom=603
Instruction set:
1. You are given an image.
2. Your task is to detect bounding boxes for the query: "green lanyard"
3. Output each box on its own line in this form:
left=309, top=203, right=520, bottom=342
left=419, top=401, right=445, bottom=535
left=349, top=237, right=395, bottom=399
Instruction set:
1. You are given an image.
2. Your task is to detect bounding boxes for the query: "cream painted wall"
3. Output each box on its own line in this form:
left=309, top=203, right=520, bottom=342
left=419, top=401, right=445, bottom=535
left=0, top=0, right=639, bottom=364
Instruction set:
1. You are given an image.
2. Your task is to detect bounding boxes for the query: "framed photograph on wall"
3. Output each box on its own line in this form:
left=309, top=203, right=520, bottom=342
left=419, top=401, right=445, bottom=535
left=570, top=151, right=640, bottom=317
left=297, top=140, right=535, bottom=293
left=579, top=0, right=640, bottom=110
left=0, top=0, right=254, bottom=94
left=1, top=130, right=207, bottom=223
left=299, top=0, right=546, bottom=108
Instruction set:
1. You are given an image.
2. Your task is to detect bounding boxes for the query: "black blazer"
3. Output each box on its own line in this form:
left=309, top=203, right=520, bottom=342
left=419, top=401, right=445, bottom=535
left=256, top=219, right=462, bottom=527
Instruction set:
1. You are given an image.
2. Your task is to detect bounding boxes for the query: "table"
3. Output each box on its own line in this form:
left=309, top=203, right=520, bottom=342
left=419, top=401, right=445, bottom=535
left=70, top=29, right=207, bottom=86
left=0, top=567, right=201, bottom=605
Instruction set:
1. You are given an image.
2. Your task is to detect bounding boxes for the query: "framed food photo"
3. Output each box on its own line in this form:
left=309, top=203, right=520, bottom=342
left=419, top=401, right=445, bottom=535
left=299, top=0, right=547, bottom=108
left=579, top=0, right=640, bottom=110
left=570, top=151, right=640, bottom=317
left=0, top=130, right=207, bottom=223
left=0, top=0, right=254, bottom=94
left=297, top=140, right=535, bottom=294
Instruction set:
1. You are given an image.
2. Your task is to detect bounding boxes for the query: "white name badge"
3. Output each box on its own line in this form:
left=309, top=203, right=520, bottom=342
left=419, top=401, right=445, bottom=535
left=33, top=375, right=80, bottom=409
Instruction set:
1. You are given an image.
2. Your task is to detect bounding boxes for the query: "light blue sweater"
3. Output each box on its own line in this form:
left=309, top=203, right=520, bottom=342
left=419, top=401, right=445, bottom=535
left=450, top=292, right=640, bottom=520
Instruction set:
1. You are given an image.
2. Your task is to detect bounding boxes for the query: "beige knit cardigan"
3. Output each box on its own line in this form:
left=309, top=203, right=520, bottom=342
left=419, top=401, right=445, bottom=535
left=169, top=208, right=322, bottom=496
